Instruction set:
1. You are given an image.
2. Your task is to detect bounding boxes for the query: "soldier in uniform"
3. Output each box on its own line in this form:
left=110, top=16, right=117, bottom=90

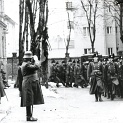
left=87, top=53, right=103, bottom=102
left=74, top=59, right=85, bottom=88
left=49, top=60, right=60, bottom=87
left=66, top=58, right=74, bottom=87
left=59, top=60, right=66, bottom=86
left=49, top=59, right=56, bottom=82
left=55, top=61, right=60, bottom=87
left=102, top=58, right=108, bottom=97
left=117, top=56, right=123, bottom=98
left=106, top=54, right=118, bottom=100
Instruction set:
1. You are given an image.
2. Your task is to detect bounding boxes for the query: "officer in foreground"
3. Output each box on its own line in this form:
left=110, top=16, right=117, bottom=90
left=21, top=51, right=44, bottom=121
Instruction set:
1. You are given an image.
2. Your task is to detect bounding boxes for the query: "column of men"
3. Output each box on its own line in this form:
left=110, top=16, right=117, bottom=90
left=49, top=59, right=88, bottom=88
left=49, top=53, right=123, bottom=101
left=88, top=53, right=123, bottom=102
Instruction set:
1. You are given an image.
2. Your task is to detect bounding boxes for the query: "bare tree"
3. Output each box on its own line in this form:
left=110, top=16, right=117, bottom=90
left=19, top=0, right=49, bottom=87
left=103, top=0, right=123, bottom=43
left=80, top=0, right=98, bottom=53
left=65, top=11, right=72, bottom=61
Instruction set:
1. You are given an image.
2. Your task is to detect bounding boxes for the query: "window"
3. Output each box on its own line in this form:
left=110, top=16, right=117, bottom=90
left=107, top=26, right=112, bottom=34
left=84, top=48, right=93, bottom=54
left=66, top=2, right=72, bottom=10
left=83, top=27, right=86, bottom=36
left=67, top=21, right=74, bottom=29
left=108, top=48, right=113, bottom=55
left=69, top=40, right=74, bottom=48
left=83, top=27, right=94, bottom=36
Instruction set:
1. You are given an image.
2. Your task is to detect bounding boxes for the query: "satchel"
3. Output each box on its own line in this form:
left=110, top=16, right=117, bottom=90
left=112, top=78, right=119, bottom=85
left=97, top=79, right=102, bottom=87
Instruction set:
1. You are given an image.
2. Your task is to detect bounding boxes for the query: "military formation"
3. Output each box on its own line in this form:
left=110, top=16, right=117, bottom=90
left=49, top=53, right=123, bottom=102
left=49, top=58, right=89, bottom=88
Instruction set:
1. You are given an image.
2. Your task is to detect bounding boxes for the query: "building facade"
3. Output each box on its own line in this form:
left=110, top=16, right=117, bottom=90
left=4, top=14, right=18, bottom=57
left=48, top=0, right=123, bottom=58
left=0, top=0, right=7, bottom=71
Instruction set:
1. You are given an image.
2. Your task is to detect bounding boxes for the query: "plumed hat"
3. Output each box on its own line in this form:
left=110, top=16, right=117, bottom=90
left=23, top=51, right=33, bottom=59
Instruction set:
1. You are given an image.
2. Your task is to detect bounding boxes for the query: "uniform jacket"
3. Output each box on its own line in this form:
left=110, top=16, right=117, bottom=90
left=21, top=61, right=44, bottom=107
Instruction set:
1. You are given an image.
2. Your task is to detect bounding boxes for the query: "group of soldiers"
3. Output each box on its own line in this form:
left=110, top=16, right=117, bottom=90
left=49, top=53, right=123, bottom=102
left=49, top=58, right=88, bottom=88
left=86, top=53, right=123, bottom=101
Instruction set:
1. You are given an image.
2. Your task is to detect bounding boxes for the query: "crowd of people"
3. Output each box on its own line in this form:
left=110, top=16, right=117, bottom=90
left=49, top=53, right=123, bottom=102
left=49, top=58, right=88, bottom=88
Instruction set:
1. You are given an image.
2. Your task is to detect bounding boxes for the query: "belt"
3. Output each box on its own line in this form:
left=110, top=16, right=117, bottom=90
left=23, top=73, right=38, bottom=80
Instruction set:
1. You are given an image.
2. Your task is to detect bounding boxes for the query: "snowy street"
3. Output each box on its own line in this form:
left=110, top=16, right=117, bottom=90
left=0, top=81, right=123, bottom=123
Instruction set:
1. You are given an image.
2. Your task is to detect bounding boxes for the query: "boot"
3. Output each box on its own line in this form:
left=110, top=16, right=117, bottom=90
left=27, top=116, right=38, bottom=121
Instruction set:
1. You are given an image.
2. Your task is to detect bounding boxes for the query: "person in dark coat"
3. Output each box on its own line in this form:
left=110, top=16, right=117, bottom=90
left=66, top=58, right=74, bottom=87
left=117, top=56, right=123, bottom=98
left=0, top=74, right=5, bottom=104
left=21, top=51, right=44, bottom=121
left=102, top=58, right=108, bottom=97
left=87, top=53, right=103, bottom=102
left=74, top=59, right=85, bottom=88
left=106, top=54, right=118, bottom=100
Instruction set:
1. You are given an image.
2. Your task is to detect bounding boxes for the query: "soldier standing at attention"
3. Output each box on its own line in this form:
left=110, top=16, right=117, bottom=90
left=74, top=59, right=84, bottom=88
left=102, top=58, right=108, bottom=97
left=49, top=59, right=56, bottom=83
left=87, top=53, right=103, bottom=102
left=66, top=58, right=74, bottom=87
left=55, top=61, right=60, bottom=87
left=106, top=54, right=118, bottom=100
left=59, top=60, right=66, bottom=86
left=117, top=56, right=123, bottom=98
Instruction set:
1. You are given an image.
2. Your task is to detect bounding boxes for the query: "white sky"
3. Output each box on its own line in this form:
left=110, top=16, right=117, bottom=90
left=4, top=0, right=19, bottom=24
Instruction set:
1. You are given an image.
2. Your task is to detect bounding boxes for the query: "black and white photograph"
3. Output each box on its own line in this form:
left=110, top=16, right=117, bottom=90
left=0, top=0, right=123, bottom=123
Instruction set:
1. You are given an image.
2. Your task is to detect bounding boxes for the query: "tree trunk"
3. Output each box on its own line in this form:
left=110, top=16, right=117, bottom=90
left=91, top=42, right=95, bottom=53
left=19, top=0, right=24, bottom=65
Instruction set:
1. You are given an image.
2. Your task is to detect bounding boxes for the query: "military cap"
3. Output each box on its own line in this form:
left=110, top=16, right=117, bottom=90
left=68, top=58, right=72, bottom=62
left=103, top=58, right=108, bottom=61
left=119, top=56, right=123, bottom=59
left=93, top=53, right=98, bottom=58
left=108, top=54, right=115, bottom=59
left=77, top=59, right=80, bottom=63
left=56, top=61, right=59, bottom=64
left=51, top=59, right=55, bottom=63
left=62, top=60, right=65, bottom=63
left=73, top=60, right=76, bottom=63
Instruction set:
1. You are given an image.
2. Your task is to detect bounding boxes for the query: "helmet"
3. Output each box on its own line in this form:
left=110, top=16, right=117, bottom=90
left=23, top=51, right=33, bottom=59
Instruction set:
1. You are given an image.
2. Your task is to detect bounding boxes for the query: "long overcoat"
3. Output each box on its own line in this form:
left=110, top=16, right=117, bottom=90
left=21, top=62, right=44, bottom=107
left=0, top=73, right=5, bottom=97
left=87, top=61, right=103, bottom=94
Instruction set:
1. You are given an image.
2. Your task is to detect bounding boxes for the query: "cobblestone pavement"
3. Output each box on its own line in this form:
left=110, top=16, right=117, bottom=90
left=0, top=82, right=123, bottom=123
